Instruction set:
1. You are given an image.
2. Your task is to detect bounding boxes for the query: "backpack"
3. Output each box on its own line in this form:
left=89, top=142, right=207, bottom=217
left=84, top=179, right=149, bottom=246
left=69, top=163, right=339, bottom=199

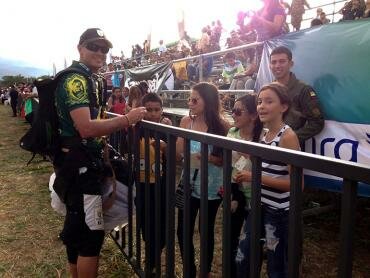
left=19, top=67, right=92, bottom=164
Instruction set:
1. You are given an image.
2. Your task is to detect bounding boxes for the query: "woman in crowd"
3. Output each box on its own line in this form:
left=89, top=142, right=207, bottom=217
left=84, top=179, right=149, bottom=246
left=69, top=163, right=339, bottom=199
left=237, top=0, right=287, bottom=87
left=250, top=0, right=287, bottom=42
left=235, top=82, right=301, bottom=277
left=176, top=82, right=229, bottom=277
left=107, top=87, right=126, bottom=115
left=227, top=93, right=263, bottom=277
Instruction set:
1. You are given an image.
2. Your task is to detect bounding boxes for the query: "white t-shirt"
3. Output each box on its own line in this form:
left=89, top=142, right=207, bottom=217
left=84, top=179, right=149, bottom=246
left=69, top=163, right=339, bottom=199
left=158, top=44, right=167, bottom=54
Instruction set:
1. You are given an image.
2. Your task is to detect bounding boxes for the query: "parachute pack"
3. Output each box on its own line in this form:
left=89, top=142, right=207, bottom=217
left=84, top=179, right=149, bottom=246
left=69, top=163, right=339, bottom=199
left=19, top=67, right=93, bottom=164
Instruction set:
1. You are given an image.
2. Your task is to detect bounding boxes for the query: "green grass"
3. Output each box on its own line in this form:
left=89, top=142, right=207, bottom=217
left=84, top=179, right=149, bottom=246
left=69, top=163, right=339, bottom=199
left=0, top=105, right=134, bottom=277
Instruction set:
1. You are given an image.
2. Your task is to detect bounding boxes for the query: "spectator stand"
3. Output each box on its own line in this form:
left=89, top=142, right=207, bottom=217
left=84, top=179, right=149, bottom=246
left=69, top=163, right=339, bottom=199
left=159, top=41, right=262, bottom=117
left=103, top=41, right=262, bottom=121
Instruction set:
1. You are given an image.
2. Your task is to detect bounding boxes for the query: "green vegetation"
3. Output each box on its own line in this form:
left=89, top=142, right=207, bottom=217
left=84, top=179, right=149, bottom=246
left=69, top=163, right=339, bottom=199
left=0, top=75, right=52, bottom=87
left=0, top=105, right=133, bottom=277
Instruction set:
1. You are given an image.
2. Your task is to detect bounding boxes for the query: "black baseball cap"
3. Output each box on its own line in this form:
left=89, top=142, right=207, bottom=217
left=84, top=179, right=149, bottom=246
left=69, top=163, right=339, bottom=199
left=79, top=28, right=113, bottom=48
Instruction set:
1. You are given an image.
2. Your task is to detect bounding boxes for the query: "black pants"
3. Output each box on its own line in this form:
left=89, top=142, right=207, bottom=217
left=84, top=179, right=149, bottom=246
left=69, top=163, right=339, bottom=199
left=11, top=101, right=17, bottom=116
left=25, top=112, right=34, bottom=125
left=230, top=204, right=248, bottom=277
left=136, top=181, right=166, bottom=271
left=55, top=149, right=106, bottom=264
left=177, top=196, right=221, bottom=277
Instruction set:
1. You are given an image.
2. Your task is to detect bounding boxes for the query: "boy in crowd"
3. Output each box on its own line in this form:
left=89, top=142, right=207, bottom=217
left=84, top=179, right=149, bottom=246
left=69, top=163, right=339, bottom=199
left=136, top=93, right=171, bottom=275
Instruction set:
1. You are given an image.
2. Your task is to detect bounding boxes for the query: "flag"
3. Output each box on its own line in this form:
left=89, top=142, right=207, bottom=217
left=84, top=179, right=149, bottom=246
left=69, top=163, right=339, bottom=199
left=177, top=8, right=185, bottom=39
left=147, top=32, right=152, bottom=51
left=124, top=62, right=173, bottom=93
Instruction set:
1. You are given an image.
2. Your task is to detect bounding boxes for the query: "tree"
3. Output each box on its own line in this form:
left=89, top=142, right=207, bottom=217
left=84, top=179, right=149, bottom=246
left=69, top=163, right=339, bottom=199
left=0, top=75, right=27, bottom=87
left=36, top=75, right=52, bottom=80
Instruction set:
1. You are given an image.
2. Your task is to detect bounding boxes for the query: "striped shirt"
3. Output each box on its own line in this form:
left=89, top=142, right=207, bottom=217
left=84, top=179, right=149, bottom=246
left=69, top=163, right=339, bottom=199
left=260, top=125, right=290, bottom=210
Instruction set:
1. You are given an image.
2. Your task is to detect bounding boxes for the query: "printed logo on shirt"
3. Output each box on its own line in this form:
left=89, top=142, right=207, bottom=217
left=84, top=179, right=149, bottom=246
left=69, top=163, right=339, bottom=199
left=65, top=74, right=89, bottom=105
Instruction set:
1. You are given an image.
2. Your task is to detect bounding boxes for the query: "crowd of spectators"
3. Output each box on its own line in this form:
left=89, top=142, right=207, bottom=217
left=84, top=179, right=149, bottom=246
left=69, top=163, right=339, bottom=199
left=98, top=0, right=369, bottom=95
left=1, top=83, right=38, bottom=123
left=34, top=0, right=360, bottom=106
left=339, top=0, right=370, bottom=20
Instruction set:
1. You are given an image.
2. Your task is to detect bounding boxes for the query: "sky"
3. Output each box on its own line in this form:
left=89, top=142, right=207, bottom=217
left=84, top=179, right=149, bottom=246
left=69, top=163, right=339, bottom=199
left=1, top=0, right=340, bottom=75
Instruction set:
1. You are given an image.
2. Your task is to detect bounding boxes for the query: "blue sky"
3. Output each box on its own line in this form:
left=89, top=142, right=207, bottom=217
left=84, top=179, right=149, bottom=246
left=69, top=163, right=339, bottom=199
left=0, top=0, right=339, bottom=75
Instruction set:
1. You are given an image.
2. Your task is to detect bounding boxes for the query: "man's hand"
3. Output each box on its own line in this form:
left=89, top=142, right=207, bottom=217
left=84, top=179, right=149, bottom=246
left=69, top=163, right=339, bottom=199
left=126, top=107, right=147, bottom=125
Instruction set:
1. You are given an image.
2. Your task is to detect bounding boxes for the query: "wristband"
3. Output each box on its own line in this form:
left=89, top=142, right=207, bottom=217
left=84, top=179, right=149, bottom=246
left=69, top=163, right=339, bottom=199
left=123, top=114, right=131, bottom=126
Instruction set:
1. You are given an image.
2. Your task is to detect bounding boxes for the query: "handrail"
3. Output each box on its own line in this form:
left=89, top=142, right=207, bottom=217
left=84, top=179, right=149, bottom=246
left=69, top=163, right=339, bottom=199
left=103, top=40, right=262, bottom=87
left=171, top=41, right=263, bottom=63
left=160, top=89, right=254, bottom=94
left=104, top=112, right=370, bottom=184
left=106, top=114, right=370, bottom=277
left=299, top=0, right=347, bottom=23
left=304, top=0, right=347, bottom=11
left=138, top=120, right=370, bottom=184
left=105, top=0, right=348, bottom=73
left=102, top=41, right=263, bottom=76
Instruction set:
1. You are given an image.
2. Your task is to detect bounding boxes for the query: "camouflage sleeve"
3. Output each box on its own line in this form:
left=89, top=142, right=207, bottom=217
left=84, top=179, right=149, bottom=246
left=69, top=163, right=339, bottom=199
left=295, top=86, right=325, bottom=142
left=62, top=73, right=90, bottom=111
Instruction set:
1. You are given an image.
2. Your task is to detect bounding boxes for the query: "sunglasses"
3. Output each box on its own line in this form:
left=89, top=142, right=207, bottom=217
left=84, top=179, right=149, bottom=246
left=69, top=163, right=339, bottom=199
left=187, top=97, right=200, bottom=105
left=84, top=42, right=110, bottom=54
left=146, top=107, right=161, bottom=112
left=231, top=108, right=246, bottom=117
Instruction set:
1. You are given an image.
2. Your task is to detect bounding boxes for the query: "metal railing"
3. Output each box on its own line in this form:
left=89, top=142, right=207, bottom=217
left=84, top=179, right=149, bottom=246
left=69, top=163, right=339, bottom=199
left=300, top=0, right=348, bottom=25
left=103, top=41, right=262, bottom=86
left=104, top=0, right=351, bottom=80
left=106, top=113, right=370, bottom=278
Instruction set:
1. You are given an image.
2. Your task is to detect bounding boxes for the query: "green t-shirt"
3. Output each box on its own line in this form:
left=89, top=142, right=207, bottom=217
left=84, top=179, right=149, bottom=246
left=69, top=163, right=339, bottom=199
left=55, top=61, right=103, bottom=154
left=227, top=127, right=252, bottom=200
left=25, top=99, right=33, bottom=115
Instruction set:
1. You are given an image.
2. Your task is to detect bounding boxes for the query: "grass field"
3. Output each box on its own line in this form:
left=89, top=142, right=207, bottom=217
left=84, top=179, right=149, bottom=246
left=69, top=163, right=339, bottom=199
left=0, top=103, right=369, bottom=277
left=0, top=105, right=133, bottom=277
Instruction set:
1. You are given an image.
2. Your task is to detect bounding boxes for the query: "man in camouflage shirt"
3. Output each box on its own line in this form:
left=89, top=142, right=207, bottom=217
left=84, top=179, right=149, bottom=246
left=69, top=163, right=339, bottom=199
left=269, top=46, right=324, bottom=144
left=55, top=28, right=146, bottom=277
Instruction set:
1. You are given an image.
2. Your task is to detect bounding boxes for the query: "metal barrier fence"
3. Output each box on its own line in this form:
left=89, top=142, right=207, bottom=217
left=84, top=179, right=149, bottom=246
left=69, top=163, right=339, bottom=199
left=300, top=0, right=347, bottom=25
left=103, top=41, right=262, bottom=86
left=106, top=113, right=370, bottom=278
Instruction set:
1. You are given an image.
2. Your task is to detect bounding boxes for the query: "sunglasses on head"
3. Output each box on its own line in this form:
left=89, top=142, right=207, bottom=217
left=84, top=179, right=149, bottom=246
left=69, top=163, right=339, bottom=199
left=231, top=108, right=246, bottom=116
left=146, top=107, right=161, bottom=112
left=188, top=97, right=200, bottom=105
left=84, top=42, right=110, bottom=54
